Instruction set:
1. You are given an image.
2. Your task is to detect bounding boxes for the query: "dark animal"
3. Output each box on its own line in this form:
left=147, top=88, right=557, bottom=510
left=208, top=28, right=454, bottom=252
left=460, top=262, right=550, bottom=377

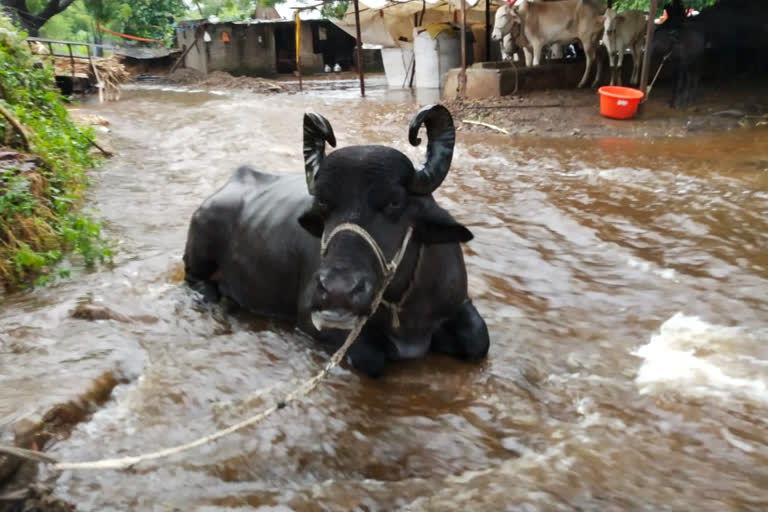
left=183, top=105, right=490, bottom=378
left=653, top=0, right=768, bottom=108
left=652, top=25, right=705, bottom=109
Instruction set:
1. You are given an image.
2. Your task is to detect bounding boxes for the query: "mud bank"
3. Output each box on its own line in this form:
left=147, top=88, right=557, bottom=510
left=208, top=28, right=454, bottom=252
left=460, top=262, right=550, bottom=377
left=447, top=80, right=768, bottom=139
left=163, top=69, right=291, bottom=94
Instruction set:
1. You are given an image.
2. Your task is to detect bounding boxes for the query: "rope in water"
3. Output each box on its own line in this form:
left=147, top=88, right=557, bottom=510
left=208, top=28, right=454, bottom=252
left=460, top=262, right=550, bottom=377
left=0, top=227, right=414, bottom=472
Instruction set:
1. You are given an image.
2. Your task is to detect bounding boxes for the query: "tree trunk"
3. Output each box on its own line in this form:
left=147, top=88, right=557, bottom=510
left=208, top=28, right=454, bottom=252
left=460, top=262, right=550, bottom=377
left=1, top=0, right=78, bottom=37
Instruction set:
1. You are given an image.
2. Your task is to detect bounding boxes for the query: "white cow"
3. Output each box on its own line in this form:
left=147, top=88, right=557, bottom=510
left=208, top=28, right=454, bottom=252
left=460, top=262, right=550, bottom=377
left=499, top=0, right=605, bottom=88
left=600, top=8, right=648, bottom=85
left=492, top=2, right=563, bottom=67
left=497, top=12, right=530, bottom=65
left=500, top=33, right=519, bottom=62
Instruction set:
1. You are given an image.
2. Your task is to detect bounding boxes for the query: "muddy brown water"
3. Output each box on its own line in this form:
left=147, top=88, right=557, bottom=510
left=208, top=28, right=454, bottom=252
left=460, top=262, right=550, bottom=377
left=2, top=79, right=768, bottom=511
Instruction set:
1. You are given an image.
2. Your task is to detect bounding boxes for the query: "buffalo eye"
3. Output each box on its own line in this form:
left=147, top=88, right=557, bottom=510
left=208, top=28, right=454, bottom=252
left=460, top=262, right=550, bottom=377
left=387, top=197, right=402, bottom=210
left=382, top=193, right=405, bottom=218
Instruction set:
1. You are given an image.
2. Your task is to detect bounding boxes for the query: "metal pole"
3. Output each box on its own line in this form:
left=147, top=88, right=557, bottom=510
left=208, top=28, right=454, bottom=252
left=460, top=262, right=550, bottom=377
left=638, top=0, right=659, bottom=98
left=485, top=0, right=491, bottom=62
left=353, top=0, right=365, bottom=97
left=459, top=0, right=467, bottom=98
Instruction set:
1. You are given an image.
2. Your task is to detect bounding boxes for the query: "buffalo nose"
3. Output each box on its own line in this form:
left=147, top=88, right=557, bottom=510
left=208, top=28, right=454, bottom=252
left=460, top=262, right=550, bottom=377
left=316, top=269, right=371, bottom=309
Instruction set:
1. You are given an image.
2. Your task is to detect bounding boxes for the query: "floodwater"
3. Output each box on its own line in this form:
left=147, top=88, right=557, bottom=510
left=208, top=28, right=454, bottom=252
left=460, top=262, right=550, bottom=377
left=2, top=79, right=768, bottom=511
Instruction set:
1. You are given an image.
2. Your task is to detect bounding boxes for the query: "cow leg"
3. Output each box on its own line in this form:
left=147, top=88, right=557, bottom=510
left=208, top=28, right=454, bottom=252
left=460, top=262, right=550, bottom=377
left=629, top=48, right=637, bottom=85
left=578, top=41, right=594, bottom=88
left=430, top=301, right=490, bottom=362
left=531, top=43, right=543, bottom=67
left=523, top=47, right=533, bottom=67
left=615, top=50, right=625, bottom=86
left=672, top=65, right=686, bottom=109
left=607, top=51, right=617, bottom=86
left=516, top=48, right=526, bottom=66
left=630, top=42, right=642, bottom=85
left=345, top=327, right=390, bottom=378
left=690, top=67, right=700, bottom=106
left=593, top=46, right=604, bottom=88
left=592, top=40, right=603, bottom=87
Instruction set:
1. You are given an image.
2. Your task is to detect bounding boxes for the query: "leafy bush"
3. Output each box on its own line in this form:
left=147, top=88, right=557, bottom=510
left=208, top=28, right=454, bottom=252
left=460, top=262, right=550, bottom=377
left=617, top=0, right=718, bottom=15
left=0, top=15, right=111, bottom=291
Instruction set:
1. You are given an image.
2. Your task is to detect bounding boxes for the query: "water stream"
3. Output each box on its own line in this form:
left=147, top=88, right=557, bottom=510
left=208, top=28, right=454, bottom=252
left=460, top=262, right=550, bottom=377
left=2, top=82, right=767, bottom=511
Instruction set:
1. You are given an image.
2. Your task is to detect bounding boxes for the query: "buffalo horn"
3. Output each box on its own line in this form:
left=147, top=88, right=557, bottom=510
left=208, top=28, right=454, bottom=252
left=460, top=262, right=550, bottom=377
left=303, top=112, right=337, bottom=194
left=407, top=104, right=456, bottom=195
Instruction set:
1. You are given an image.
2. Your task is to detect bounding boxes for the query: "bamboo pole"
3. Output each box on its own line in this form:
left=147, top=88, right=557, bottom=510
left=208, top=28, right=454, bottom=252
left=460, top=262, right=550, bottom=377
left=295, top=10, right=303, bottom=92
left=638, top=0, right=659, bottom=99
left=68, top=43, right=75, bottom=79
left=458, top=0, right=467, bottom=98
left=353, top=0, right=366, bottom=97
left=485, top=0, right=491, bottom=62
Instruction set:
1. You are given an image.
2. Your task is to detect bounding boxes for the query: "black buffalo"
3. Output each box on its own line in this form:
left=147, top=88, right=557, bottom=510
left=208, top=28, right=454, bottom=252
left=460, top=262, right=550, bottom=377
left=183, top=105, right=490, bottom=377
left=653, top=0, right=768, bottom=109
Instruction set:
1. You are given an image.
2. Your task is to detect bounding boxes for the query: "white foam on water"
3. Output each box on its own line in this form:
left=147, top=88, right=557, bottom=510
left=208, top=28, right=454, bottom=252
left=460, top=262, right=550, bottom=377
left=633, top=313, right=768, bottom=403
left=627, top=256, right=677, bottom=280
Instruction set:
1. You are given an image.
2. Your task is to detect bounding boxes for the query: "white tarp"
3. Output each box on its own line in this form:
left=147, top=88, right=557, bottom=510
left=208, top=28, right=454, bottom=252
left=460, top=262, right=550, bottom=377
left=331, top=0, right=492, bottom=49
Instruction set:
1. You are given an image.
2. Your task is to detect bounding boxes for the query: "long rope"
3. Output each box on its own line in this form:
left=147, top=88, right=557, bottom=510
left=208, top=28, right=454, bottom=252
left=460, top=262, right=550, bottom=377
left=0, top=227, right=414, bottom=472
left=643, top=52, right=672, bottom=102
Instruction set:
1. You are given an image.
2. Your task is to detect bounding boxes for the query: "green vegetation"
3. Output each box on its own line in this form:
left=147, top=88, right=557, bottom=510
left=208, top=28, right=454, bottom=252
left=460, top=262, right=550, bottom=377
left=2, top=0, right=187, bottom=46
left=189, top=0, right=261, bottom=20
left=3, top=0, right=346, bottom=47
left=616, top=0, right=718, bottom=15
left=0, top=15, right=111, bottom=290
left=320, top=1, right=348, bottom=20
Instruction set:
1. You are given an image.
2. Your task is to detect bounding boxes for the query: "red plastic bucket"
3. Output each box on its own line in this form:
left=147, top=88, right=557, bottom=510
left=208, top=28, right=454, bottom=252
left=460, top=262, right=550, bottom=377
left=598, top=86, right=645, bottom=119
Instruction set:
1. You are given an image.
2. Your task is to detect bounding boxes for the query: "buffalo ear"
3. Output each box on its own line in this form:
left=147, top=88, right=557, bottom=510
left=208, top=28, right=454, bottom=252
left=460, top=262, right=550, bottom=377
left=298, top=206, right=324, bottom=238
left=412, top=201, right=473, bottom=245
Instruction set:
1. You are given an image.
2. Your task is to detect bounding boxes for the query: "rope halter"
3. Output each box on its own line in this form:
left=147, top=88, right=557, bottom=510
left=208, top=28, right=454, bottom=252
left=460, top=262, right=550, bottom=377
left=320, top=222, right=415, bottom=329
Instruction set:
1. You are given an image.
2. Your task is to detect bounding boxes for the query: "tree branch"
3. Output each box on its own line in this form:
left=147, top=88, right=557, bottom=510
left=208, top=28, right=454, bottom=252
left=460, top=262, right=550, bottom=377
left=37, top=0, right=77, bottom=21
left=0, top=103, right=32, bottom=151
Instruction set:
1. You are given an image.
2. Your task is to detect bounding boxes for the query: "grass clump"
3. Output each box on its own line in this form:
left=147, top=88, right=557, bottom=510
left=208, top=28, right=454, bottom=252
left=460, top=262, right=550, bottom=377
left=0, top=16, right=111, bottom=291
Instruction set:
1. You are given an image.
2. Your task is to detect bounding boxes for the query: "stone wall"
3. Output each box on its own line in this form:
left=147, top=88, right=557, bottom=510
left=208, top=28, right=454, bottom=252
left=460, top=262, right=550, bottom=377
left=177, top=22, right=277, bottom=76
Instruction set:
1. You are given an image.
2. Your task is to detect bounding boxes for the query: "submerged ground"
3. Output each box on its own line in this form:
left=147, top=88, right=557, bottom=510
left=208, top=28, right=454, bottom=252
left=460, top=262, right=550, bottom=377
left=1, top=78, right=768, bottom=511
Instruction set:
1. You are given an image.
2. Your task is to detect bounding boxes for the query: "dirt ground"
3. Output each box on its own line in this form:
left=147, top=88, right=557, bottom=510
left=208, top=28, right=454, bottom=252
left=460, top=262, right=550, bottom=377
left=446, top=79, right=768, bottom=139
left=163, top=68, right=291, bottom=94
left=160, top=68, right=768, bottom=139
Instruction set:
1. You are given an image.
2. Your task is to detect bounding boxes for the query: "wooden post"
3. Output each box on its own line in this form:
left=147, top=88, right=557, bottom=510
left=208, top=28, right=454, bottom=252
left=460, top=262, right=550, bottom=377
left=295, top=10, right=303, bottom=92
left=458, top=0, right=467, bottom=98
left=68, top=43, right=75, bottom=79
left=353, top=0, right=365, bottom=97
left=638, top=0, right=659, bottom=99
left=485, top=0, right=491, bottom=62
left=91, top=59, right=104, bottom=103
left=169, top=38, right=198, bottom=75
